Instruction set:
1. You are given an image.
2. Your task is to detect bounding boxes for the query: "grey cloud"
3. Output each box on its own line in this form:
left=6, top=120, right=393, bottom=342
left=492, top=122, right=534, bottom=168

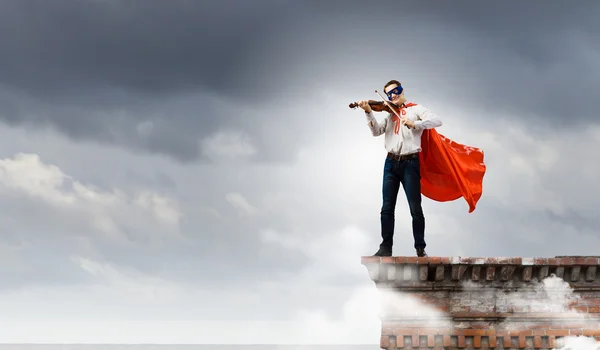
left=0, top=0, right=312, bottom=163
left=0, top=0, right=293, bottom=95
left=303, top=0, right=600, bottom=126
left=1, top=0, right=598, bottom=165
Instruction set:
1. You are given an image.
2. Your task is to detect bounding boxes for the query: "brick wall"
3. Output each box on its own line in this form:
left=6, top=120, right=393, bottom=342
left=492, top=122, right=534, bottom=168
left=361, top=256, right=600, bottom=349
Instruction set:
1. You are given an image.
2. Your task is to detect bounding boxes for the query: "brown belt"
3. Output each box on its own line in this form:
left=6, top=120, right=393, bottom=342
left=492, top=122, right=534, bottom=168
left=387, top=152, right=419, bottom=161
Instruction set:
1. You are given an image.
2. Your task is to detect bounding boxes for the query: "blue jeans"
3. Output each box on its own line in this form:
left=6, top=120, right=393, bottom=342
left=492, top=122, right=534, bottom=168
left=380, top=156, right=426, bottom=249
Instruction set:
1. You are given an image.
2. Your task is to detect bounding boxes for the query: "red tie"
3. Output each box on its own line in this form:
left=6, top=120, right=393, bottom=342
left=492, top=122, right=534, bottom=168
left=391, top=103, right=416, bottom=134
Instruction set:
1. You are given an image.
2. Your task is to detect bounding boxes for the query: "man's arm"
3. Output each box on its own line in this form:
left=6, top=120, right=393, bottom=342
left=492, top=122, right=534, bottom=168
left=413, top=105, right=443, bottom=130
left=365, top=110, right=388, bottom=136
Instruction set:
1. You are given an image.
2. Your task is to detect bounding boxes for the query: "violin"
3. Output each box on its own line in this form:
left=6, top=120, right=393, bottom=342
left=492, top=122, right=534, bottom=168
left=349, top=94, right=412, bottom=129
left=348, top=100, right=401, bottom=114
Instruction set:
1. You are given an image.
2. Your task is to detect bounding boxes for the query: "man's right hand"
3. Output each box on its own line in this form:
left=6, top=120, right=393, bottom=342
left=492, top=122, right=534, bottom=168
left=357, top=100, right=372, bottom=113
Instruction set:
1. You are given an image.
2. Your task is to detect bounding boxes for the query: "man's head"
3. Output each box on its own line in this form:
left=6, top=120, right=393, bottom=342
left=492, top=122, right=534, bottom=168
left=384, top=79, right=406, bottom=105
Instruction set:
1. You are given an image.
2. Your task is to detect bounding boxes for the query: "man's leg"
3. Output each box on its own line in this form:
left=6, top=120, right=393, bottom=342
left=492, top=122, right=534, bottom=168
left=401, top=157, right=426, bottom=254
left=376, top=158, right=400, bottom=256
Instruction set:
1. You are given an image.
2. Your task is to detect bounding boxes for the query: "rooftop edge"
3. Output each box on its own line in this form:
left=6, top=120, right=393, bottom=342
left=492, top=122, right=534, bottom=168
left=361, top=256, right=600, bottom=266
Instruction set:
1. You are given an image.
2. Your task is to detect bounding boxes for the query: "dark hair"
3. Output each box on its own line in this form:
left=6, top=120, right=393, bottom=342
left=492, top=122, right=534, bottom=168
left=384, top=79, right=401, bottom=92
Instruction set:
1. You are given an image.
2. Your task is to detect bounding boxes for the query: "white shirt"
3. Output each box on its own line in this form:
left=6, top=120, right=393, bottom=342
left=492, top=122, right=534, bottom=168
left=365, top=101, right=443, bottom=155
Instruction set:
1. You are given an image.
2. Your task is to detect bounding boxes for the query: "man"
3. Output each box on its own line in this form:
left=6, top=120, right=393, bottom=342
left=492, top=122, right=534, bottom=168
left=357, top=80, right=442, bottom=257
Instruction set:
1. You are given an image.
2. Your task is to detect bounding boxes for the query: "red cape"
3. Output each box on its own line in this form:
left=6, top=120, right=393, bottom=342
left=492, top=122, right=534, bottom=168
left=419, top=129, right=486, bottom=213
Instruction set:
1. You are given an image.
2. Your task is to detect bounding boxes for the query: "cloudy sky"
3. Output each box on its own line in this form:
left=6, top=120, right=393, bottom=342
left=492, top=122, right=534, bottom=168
left=0, top=0, right=599, bottom=344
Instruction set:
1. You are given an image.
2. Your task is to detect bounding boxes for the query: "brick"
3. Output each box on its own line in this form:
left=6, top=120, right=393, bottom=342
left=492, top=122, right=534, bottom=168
left=486, top=266, right=495, bottom=280
left=534, top=336, right=542, bottom=348
left=519, top=335, right=526, bottom=348
left=501, top=265, right=516, bottom=280
left=504, top=335, right=512, bottom=348
left=485, top=257, right=509, bottom=264
left=441, top=257, right=451, bottom=264
left=381, top=257, right=394, bottom=264
left=436, top=305, right=450, bottom=313
left=509, top=330, right=533, bottom=336
left=523, top=266, right=533, bottom=281
left=361, top=256, right=380, bottom=264
left=560, top=257, right=575, bottom=265
left=549, top=336, right=556, bottom=348
left=583, top=329, right=600, bottom=336
left=510, top=257, right=522, bottom=264
left=418, top=328, right=441, bottom=335
left=547, top=330, right=569, bottom=336
left=534, top=258, right=548, bottom=265
left=419, top=265, right=428, bottom=280
left=585, top=257, right=600, bottom=265
left=396, top=335, right=404, bottom=347
left=428, top=334, right=435, bottom=347
left=489, top=335, right=497, bottom=348
left=428, top=257, right=441, bottom=264
left=547, top=258, right=561, bottom=265
left=459, top=257, right=474, bottom=264
left=467, top=329, right=489, bottom=336
left=473, top=335, right=481, bottom=348
left=586, top=266, right=597, bottom=281
left=443, top=335, right=451, bottom=347
left=458, top=335, right=465, bottom=347
left=394, top=257, right=407, bottom=264
left=416, top=257, right=429, bottom=264
left=380, top=336, right=389, bottom=348
left=406, top=257, right=418, bottom=263
left=571, top=266, right=581, bottom=281
left=435, top=265, right=445, bottom=280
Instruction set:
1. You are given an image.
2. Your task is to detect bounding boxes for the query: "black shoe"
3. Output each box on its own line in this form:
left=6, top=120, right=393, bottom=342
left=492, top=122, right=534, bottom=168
left=416, top=248, right=427, bottom=257
left=373, top=246, right=392, bottom=257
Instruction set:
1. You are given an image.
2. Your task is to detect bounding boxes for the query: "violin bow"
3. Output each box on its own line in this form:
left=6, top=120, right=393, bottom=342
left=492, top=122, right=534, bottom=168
left=375, top=90, right=408, bottom=127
